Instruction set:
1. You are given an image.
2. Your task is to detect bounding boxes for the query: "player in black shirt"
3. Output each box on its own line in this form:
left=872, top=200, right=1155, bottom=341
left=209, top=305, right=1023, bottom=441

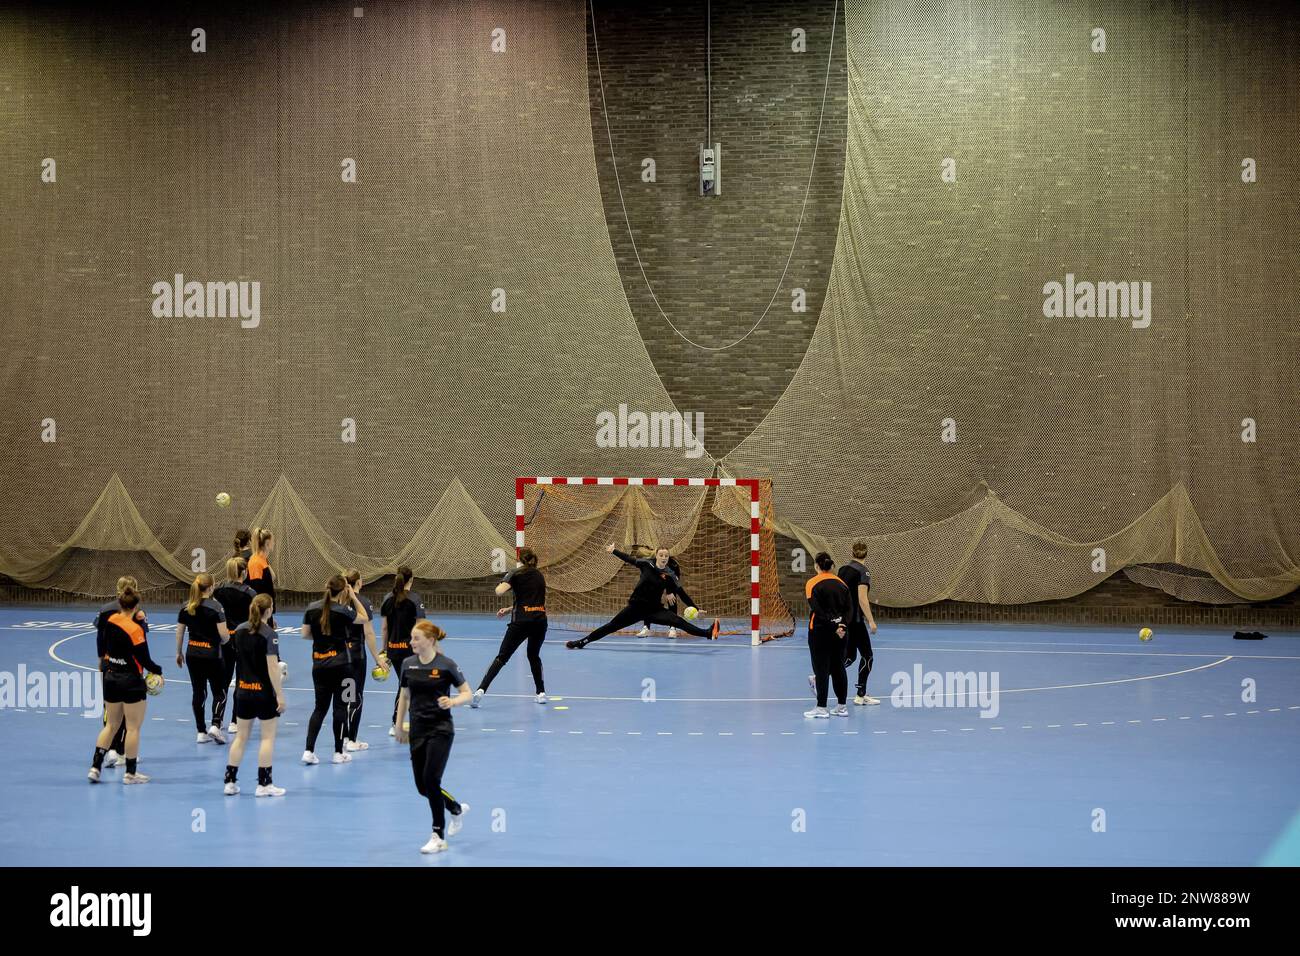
left=805, top=552, right=853, bottom=718
left=301, top=575, right=370, bottom=764
left=472, top=548, right=548, bottom=707
left=224, top=594, right=287, bottom=796
left=838, top=541, right=879, bottom=705
left=342, top=569, right=387, bottom=751
left=93, top=575, right=143, bottom=768
left=214, top=558, right=256, bottom=734
left=380, top=565, right=426, bottom=734
left=395, top=620, right=471, bottom=854
left=213, top=557, right=255, bottom=734
left=174, top=572, right=232, bottom=743
left=87, top=587, right=163, bottom=784
left=566, top=544, right=719, bottom=648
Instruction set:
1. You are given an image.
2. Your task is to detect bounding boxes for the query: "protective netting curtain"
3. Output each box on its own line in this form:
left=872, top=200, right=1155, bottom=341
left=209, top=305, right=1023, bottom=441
left=1, top=0, right=1297, bottom=607
left=721, top=0, right=1300, bottom=605
left=0, top=0, right=716, bottom=594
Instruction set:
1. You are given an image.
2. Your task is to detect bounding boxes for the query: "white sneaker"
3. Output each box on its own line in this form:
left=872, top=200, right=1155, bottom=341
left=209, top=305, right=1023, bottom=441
left=471, top=689, right=484, bottom=709
left=87, top=767, right=101, bottom=783
left=104, top=750, right=120, bottom=768
left=804, top=707, right=830, bottom=719
left=301, top=750, right=319, bottom=765
left=830, top=704, right=849, bottom=717
left=228, top=722, right=238, bottom=734
left=223, top=781, right=240, bottom=796
left=668, top=628, right=679, bottom=638
left=536, top=692, right=548, bottom=704
left=447, top=803, right=470, bottom=837
left=388, top=725, right=396, bottom=737
left=196, top=731, right=212, bottom=743
left=123, top=772, right=151, bottom=784
left=332, top=751, right=352, bottom=764
left=207, top=725, right=227, bottom=744
left=345, top=740, right=369, bottom=752
left=636, top=626, right=650, bottom=637
left=255, top=783, right=286, bottom=797
left=854, top=694, right=881, bottom=706
left=420, top=833, right=448, bottom=854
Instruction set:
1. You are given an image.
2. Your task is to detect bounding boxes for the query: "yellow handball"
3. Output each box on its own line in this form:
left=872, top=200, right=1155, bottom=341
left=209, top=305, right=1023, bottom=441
left=1139, top=627, right=1154, bottom=642
left=371, top=666, right=390, bottom=681
left=683, top=606, right=700, bottom=620
left=216, top=492, right=232, bottom=509
left=144, top=672, right=164, bottom=696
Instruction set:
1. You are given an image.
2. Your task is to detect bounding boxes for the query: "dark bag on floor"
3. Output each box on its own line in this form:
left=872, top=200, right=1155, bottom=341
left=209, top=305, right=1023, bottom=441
left=1232, top=630, right=1268, bottom=640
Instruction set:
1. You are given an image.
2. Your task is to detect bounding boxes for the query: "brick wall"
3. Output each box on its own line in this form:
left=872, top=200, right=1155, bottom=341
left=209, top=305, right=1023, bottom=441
left=587, top=0, right=848, bottom=458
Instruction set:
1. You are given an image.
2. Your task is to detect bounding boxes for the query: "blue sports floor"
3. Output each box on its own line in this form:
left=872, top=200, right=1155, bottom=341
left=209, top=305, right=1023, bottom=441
left=1, top=607, right=1297, bottom=866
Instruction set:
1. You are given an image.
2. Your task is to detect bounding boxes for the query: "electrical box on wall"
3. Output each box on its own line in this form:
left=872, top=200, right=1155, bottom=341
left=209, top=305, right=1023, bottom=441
left=700, top=143, right=721, bottom=197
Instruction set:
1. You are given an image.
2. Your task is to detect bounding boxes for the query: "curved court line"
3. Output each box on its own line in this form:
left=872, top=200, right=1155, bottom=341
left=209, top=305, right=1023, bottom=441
left=464, top=655, right=1236, bottom=703
left=42, top=633, right=1235, bottom=702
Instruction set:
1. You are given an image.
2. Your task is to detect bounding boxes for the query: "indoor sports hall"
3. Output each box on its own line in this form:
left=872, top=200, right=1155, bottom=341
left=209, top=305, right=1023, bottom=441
left=1, top=0, right=1297, bottom=882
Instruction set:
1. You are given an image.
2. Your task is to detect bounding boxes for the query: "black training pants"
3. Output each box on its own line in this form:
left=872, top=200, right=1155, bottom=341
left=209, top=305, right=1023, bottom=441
left=410, top=731, right=455, bottom=836
left=306, top=665, right=349, bottom=755
left=479, top=619, right=547, bottom=693
left=843, top=621, right=874, bottom=695
left=186, top=655, right=229, bottom=732
left=808, top=627, right=848, bottom=708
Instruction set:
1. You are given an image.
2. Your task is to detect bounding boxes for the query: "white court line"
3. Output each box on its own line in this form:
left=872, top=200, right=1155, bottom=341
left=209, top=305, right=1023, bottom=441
left=19, top=622, right=1300, bottom=659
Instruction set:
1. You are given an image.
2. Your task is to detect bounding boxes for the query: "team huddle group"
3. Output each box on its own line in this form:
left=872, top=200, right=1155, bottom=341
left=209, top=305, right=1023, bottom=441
left=85, top=529, right=880, bottom=853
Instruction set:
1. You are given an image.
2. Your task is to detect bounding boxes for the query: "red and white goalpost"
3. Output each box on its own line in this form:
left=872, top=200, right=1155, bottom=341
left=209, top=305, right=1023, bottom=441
left=515, top=476, right=773, bottom=646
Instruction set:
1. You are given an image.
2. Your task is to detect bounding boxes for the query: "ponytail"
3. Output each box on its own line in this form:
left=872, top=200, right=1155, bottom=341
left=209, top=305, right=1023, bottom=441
left=118, top=586, right=141, bottom=612
left=248, top=593, right=273, bottom=633
left=225, top=557, right=246, bottom=583
left=251, top=527, right=273, bottom=556
left=814, top=551, right=835, bottom=572
left=321, top=574, right=347, bottom=636
left=518, top=548, right=538, bottom=569
left=233, top=529, right=251, bottom=555
left=392, top=565, right=414, bottom=608
left=187, top=573, right=214, bottom=616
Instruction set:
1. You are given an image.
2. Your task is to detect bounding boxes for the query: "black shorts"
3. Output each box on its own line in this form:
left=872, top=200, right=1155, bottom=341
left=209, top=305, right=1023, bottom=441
left=103, top=672, right=147, bottom=704
left=234, top=692, right=279, bottom=722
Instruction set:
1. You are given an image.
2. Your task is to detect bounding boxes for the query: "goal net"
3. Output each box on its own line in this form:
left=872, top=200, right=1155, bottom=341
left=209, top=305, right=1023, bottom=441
left=516, top=477, right=794, bottom=646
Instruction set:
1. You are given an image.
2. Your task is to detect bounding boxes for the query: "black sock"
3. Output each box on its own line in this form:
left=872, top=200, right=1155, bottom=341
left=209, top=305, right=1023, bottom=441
left=92, top=747, right=107, bottom=770
left=224, top=765, right=238, bottom=784
left=258, top=766, right=272, bottom=786
left=125, top=758, right=137, bottom=775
